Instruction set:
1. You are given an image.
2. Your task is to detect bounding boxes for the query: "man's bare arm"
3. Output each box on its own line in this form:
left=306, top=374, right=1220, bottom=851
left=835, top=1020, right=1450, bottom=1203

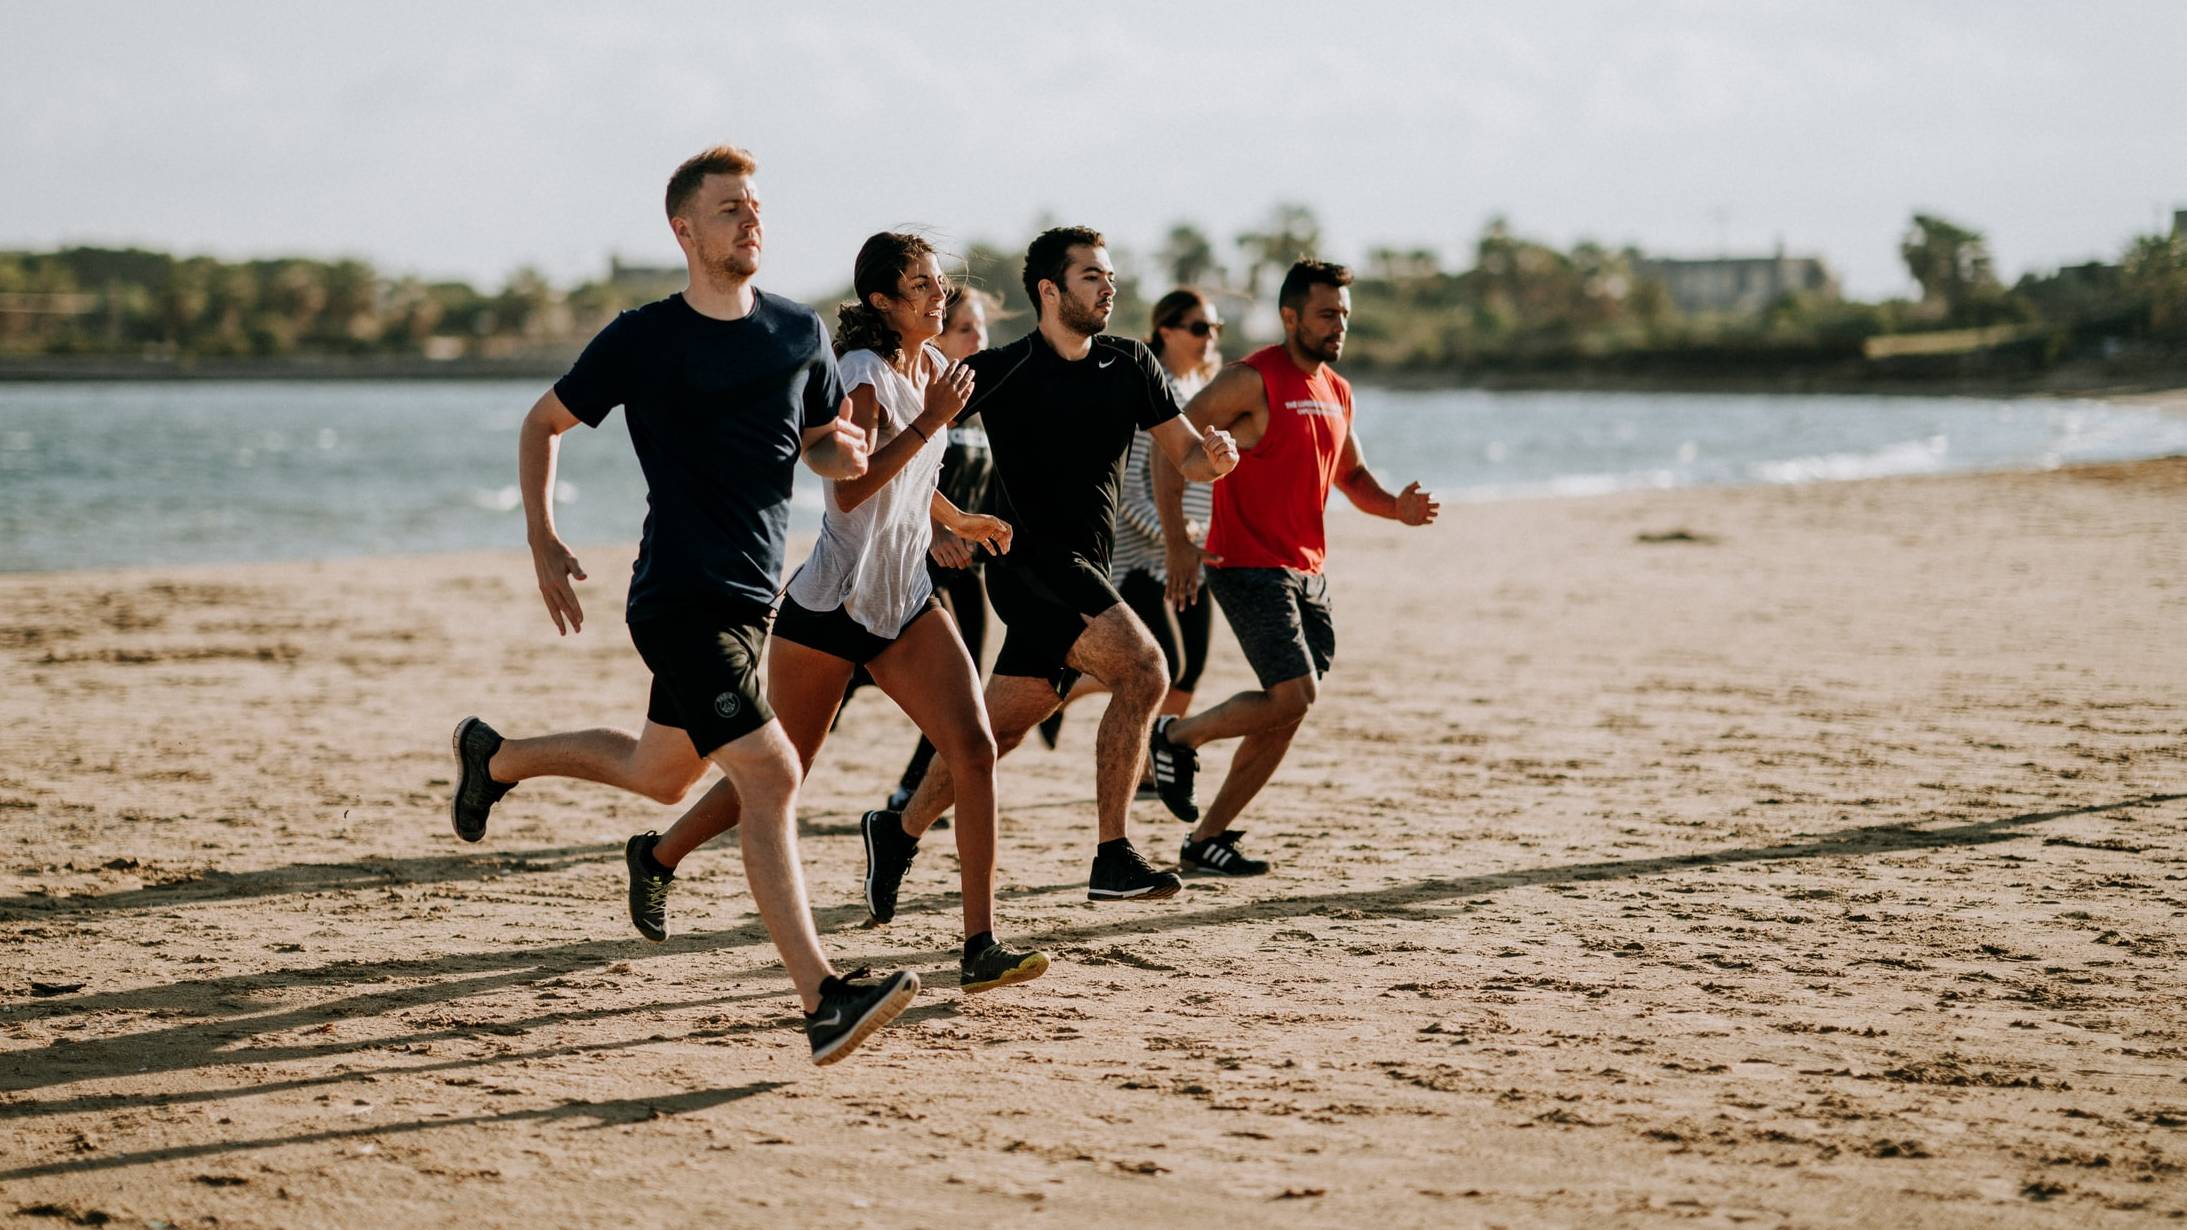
left=929, top=490, right=1013, bottom=557
left=800, top=397, right=870, bottom=481
left=1150, top=415, right=1237, bottom=485
left=518, top=388, right=590, bottom=635
left=1179, top=363, right=1262, bottom=434
left=1334, top=431, right=1440, bottom=526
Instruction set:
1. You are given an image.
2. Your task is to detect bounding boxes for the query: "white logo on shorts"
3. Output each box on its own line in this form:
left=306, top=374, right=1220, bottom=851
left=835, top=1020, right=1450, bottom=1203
left=713, top=692, right=741, bottom=719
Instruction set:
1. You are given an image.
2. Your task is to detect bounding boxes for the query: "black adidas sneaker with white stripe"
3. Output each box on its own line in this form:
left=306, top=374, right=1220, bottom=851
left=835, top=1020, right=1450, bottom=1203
left=1181, top=831, right=1270, bottom=877
left=1148, top=715, right=1199, bottom=822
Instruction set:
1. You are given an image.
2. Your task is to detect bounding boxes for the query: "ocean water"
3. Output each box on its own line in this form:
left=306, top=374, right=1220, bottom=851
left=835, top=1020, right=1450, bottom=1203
left=1, top=381, right=2182, bottom=573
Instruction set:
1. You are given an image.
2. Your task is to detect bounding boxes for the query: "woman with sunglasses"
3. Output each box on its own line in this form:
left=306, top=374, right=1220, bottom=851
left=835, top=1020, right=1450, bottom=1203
left=1039, top=288, right=1226, bottom=767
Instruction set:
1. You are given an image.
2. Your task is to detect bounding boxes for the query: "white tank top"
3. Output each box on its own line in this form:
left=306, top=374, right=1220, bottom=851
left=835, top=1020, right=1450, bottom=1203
left=784, top=343, right=949, bottom=637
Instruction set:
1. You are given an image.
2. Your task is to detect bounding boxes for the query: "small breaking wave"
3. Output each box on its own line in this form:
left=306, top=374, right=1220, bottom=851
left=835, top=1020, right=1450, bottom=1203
left=1746, top=435, right=1950, bottom=485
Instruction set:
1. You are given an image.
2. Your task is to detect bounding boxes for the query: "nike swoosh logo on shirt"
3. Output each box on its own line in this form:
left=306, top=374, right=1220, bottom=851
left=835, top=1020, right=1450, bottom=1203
left=1097, top=358, right=1117, bottom=368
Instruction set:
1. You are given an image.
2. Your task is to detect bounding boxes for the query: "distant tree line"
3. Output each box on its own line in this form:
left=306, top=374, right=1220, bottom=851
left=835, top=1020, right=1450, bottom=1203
left=3, top=206, right=2182, bottom=374
left=0, top=249, right=627, bottom=360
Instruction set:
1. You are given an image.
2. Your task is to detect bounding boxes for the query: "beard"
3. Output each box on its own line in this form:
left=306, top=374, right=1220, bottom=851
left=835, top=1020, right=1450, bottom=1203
left=1297, top=329, right=1343, bottom=363
left=698, top=236, right=759, bottom=281
left=1057, top=292, right=1111, bottom=337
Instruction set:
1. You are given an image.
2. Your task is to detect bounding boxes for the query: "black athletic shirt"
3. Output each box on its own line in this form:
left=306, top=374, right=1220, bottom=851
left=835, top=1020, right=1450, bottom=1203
left=553, top=290, right=845, bottom=619
left=937, top=417, right=995, bottom=517
left=959, top=331, right=1181, bottom=572
left=929, top=416, right=996, bottom=572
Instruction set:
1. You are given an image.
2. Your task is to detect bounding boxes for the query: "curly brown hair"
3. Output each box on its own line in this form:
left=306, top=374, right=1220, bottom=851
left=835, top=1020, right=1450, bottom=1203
left=834, top=232, right=943, bottom=361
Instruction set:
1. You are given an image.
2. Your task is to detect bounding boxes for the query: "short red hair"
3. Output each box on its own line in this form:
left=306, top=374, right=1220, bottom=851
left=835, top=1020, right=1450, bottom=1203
left=665, top=145, right=757, bottom=220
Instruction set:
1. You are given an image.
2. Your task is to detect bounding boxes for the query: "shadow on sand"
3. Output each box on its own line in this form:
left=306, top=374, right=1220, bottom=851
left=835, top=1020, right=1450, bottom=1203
left=1, top=791, right=2174, bottom=1179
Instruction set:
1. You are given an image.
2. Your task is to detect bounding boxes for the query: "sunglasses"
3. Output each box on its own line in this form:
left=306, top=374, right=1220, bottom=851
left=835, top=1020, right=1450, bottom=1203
left=1168, top=319, right=1223, bottom=337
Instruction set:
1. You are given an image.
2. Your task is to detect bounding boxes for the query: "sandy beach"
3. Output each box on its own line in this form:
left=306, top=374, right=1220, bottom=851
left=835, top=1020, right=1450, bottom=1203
left=2, top=456, right=2184, bottom=1229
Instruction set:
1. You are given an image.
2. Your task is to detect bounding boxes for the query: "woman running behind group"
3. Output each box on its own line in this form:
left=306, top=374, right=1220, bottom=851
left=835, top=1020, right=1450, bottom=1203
left=1038, top=288, right=1227, bottom=775
left=625, top=233, right=1050, bottom=994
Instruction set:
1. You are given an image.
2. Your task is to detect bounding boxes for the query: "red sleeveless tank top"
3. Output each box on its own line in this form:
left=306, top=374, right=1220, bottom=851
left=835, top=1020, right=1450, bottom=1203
left=1205, top=345, right=1352, bottom=574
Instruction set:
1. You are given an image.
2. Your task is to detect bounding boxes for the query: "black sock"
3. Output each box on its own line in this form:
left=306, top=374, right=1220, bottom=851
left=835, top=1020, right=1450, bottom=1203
left=962, top=931, right=994, bottom=962
left=1097, top=837, right=1131, bottom=854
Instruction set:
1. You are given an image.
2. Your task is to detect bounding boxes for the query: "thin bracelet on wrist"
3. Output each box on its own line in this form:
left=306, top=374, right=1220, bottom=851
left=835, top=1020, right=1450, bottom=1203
left=907, top=422, right=930, bottom=441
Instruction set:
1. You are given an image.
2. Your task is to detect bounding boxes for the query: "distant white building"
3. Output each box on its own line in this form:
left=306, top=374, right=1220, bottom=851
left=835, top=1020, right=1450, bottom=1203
left=606, top=255, right=683, bottom=292
left=1637, top=248, right=1839, bottom=316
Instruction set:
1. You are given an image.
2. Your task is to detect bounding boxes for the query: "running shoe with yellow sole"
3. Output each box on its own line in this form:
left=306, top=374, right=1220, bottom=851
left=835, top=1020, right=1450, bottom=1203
left=961, top=942, right=1051, bottom=993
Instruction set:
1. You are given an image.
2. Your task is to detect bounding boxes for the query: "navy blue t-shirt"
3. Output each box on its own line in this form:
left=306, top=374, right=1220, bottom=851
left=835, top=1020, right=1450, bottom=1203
left=553, top=290, right=846, bottom=619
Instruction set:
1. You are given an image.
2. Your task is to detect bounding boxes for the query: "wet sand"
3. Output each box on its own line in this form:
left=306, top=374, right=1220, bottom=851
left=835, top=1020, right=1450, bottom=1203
left=2, top=457, right=2183, bottom=1228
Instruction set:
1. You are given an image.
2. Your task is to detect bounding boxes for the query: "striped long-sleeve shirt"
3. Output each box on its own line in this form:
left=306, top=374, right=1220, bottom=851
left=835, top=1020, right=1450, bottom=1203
left=1109, top=368, right=1212, bottom=583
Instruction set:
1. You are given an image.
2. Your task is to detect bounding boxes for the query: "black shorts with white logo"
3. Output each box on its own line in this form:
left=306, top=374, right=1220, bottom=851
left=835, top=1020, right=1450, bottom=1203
left=985, top=552, right=1122, bottom=696
left=628, top=595, right=776, bottom=756
left=773, top=592, right=940, bottom=666
left=1205, top=566, right=1335, bottom=689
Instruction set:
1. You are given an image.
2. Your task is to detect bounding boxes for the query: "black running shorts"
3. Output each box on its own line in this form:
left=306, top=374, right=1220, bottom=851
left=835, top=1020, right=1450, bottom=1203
left=1205, top=567, right=1335, bottom=689
left=985, top=552, right=1122, bottom=695
left=628, top=596, right=776, bottom=756
left=773, top=593, right=940, bottom=666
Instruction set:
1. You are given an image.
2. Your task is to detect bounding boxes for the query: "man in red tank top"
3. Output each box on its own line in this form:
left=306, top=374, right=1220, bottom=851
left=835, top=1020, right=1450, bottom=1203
left=1148, top=260, right=1440, bottom=875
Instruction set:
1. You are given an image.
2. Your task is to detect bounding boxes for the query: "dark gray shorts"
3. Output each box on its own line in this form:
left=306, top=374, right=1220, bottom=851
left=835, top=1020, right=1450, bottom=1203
left=1206, top=567, right=1334, bottom=689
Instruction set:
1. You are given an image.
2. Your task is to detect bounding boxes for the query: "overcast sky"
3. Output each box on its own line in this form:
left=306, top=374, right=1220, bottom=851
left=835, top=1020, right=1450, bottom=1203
left=7, top=1, right=2184, bottom=301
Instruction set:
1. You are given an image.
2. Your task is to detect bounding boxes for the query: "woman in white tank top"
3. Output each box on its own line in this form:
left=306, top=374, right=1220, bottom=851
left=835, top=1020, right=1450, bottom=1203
left=730, top=232, right=1048, bottom=990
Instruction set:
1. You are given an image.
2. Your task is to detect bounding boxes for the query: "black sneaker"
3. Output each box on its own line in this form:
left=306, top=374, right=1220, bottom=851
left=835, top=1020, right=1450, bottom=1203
left=450, top=716, right=515, bottom=842
left=961, top=941, right=1052, bottom=994
left=1135, top=780, right=1160, bottom=802
left=1181, top=830, right=1270, bottom=877
left=625, top=831, right=673, bottom=942
left=861, top=809, right=920, bottom=923
left=1088, top=840, right=1183, bottom=902
left=805, top=967, right=919, bottom=1066
left=1148, top=716, right=1199, bottom=822
left=1037, top=710, right=1064, bottom=749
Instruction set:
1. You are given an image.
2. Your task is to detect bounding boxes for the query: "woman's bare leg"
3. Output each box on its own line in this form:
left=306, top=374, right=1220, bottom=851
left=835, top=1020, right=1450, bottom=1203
left=652, top=640, right=854, bottom=868
left=867, top=607, right=998, bottom=937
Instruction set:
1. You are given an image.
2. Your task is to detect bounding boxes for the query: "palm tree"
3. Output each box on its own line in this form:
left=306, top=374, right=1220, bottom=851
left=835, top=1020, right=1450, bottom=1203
left=1159, top=223, right=1221, bottom=289
left=1235, top=203, right=1322, bottom=297
left=1900, top=214, right=1998, bottom=318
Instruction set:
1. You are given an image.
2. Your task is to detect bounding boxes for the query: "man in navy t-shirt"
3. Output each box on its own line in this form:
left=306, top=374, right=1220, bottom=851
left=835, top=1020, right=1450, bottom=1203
left=443, top=144, right=920, bottom=1066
